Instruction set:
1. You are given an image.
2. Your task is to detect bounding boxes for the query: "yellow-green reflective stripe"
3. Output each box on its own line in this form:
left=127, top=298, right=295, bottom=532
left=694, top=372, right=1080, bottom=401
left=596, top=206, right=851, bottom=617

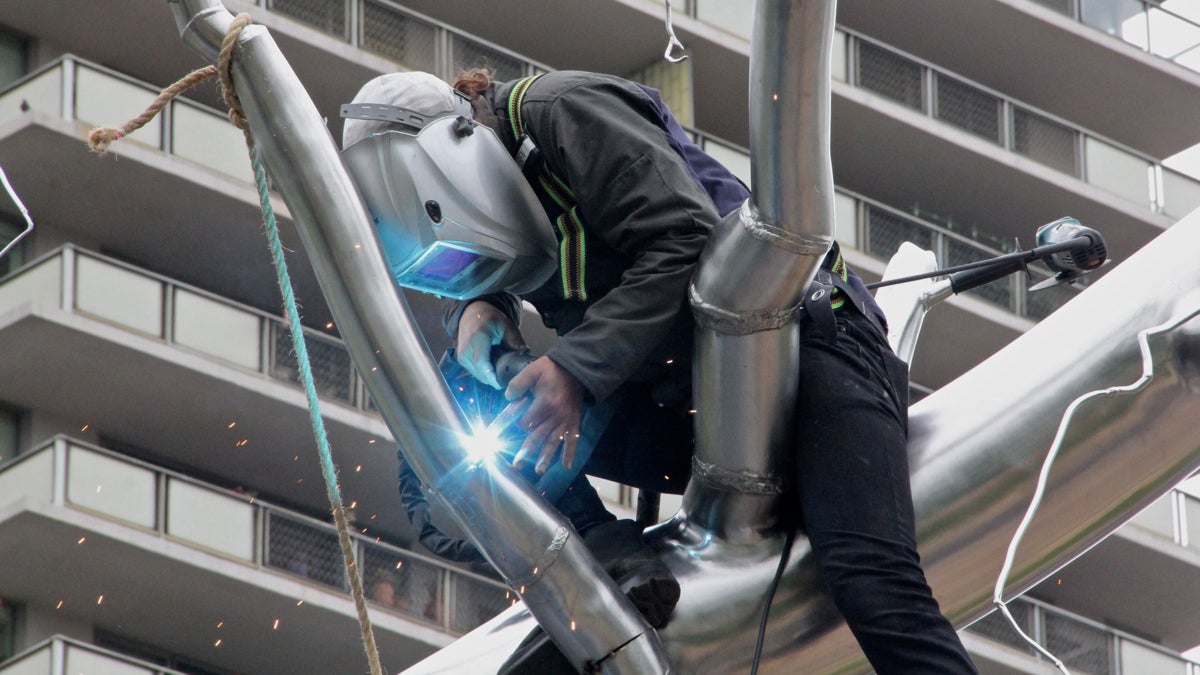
left=567, top=207, right=587, bottom=301
left=508, top=75, right=542, bottom=143
left=538, top=174, right=572, bottom=212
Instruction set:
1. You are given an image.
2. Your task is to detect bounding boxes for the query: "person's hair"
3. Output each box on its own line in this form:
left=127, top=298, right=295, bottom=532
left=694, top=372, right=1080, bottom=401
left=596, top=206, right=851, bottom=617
left=453, top=68, right=502, bottom=134
left=453, top=68, right=492, bottom=97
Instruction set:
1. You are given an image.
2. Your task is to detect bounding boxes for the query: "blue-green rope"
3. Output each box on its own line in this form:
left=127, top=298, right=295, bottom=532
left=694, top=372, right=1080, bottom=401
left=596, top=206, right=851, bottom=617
left=245, top=141, right=383, bottom=674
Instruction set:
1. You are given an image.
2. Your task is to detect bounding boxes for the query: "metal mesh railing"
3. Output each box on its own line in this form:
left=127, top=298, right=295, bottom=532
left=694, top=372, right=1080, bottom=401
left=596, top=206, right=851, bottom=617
left=270, top=323, right=355, bottom=405
left=451, top=572, right=516, bottom=635
left=864, top=204, right=935, bottom=262
left=361, top=0, right=438, bottom=73
left=857, top=40, right=925, bottom=111
left=269, top=0, right=348, bottom=41
left=266, top=511, right=348, bottom=590
left=361, top=540, right=443, bottom=624
left=966, top=600, right=1037, bottom=655
left=1012, top=106, right=1079, bottom=177
left=450, top=34, right=527, bottom=81
left=1044, top=609, right=1113, bottom=674
left=935, top=74, right=1002, bottom=144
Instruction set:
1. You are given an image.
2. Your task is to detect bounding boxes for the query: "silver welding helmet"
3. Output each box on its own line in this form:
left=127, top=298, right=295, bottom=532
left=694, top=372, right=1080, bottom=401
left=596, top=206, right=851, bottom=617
left=341, top=72, right=556, bottom=299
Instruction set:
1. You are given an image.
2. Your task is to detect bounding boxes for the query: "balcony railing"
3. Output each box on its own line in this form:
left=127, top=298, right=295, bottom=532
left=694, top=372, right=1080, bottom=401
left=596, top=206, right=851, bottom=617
left=967, top=594, right=1200, bottom=674
left=0, top=436, right=512, bottom=637
left=833, top=27, right=1200, bottom=221
left=0, top=245, right=375, bottom=414
left=0, top=635, right=193, bottom=675
left=1030, top=0, right=1200, bottom=74
left=1125, top=475, right=1200, bottom=552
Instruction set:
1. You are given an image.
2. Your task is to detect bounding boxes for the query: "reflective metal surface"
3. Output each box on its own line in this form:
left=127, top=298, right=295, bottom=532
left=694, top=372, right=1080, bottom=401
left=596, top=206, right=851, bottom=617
left=163, top=2, right=667, bottom=672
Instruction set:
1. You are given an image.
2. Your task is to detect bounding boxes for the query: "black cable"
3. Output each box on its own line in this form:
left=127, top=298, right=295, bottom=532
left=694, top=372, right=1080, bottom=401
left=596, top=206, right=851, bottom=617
left=750, top=529, right=797, bottom=675
left=865, top=238, right=1089, bottom=290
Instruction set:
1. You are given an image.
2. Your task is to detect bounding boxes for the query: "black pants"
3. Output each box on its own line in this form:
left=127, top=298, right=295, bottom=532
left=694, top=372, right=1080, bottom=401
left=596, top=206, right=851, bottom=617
left=795, top=308, right=977, bottom=674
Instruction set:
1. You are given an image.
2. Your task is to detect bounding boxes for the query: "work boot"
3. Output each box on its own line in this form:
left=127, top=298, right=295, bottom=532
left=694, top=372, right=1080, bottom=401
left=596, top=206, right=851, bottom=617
left=583, top=519, right=680, bottom=628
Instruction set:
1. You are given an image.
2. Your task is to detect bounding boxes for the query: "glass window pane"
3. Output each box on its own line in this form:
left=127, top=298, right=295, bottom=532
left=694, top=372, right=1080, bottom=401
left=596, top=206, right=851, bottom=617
left=171, top=103, right=254, bottom=183
left=0, top=256, right=61, bottom=321
left=1184, top=494, right=1200, bottom=551
left=834, top=192, right=858, bottom=249
left=1013, top=108, right=1078, bottom=177
left=65, top=645, right=155, bottom=675
left=1129, top=492, right=1175, bottom=540
left=166, top=478, right=254, bottom=561
left=695, top=0, right=755, bottom=40
left=362, top=1, right=437, bottom=72
left=857, top=41, right=924, bottom=111
left=75, top=255, right=163, bottom=337
left=75, top=66, right=161, bottom=149
left=67, top=445, right=157, bottom=528
left=1161, top=169, right=1200, bottom=220
left=0, top=450, right=53, bottom=508
left=173, top=287, right=261, bottom=370
left=0, top=32, right=26, bottom=91
left=0, top=66, right=61, bottom=128
left=1120, top=640, right=1189, bottom=675
left=1085, top=137, right=1151, bottom=206
left=1082, top=0, right=1149, bottom=49
left=946, top=237, right=1013, bottom=311
left=1147, top=8, right=1200, bottom=68
left=701, top=139, right=751, bottom=187
left=1029, top=0, right=1073, bottom=16
left=832, top=30, right=848, bottom=83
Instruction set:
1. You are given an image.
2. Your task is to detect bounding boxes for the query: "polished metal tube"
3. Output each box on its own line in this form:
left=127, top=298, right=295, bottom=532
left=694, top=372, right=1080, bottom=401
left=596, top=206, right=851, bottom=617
left=162, top=2, right=667, bottom=671
left=685, top=0, right=837, bottom=542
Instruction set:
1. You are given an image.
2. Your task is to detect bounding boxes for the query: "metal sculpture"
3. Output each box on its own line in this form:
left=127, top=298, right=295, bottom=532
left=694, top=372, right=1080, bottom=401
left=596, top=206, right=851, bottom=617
left=163, top=0, right=1200, bottom=672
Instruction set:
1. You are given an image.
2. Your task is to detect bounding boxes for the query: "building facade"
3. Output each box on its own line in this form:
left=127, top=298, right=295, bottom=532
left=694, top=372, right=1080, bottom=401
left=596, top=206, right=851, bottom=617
left=0, top=0, right=1198, bottom=673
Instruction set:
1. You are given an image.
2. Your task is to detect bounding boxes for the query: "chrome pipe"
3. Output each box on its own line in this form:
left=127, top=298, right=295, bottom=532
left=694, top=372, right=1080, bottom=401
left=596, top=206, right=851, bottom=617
left=685, top=0, right=836, bottom=542
left=162, top=2, right=668, bottom=671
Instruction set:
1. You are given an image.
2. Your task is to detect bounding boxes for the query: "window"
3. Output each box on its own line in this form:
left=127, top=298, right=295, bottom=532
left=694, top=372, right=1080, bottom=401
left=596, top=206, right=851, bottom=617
left=0, top=219, right=27, bottom=279
left=0, top=405, right=18, bottom=465
left=0, top=32, right=26, bottom=91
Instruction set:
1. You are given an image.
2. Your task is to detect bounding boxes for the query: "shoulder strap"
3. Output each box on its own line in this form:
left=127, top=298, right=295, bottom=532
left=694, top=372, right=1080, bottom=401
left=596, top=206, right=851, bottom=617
left=506, top=75, right=589, bottom=302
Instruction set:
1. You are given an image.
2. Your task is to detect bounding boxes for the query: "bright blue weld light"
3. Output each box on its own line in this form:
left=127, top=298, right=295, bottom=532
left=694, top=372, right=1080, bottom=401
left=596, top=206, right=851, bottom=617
left=460, top=420, right=507, bottom=467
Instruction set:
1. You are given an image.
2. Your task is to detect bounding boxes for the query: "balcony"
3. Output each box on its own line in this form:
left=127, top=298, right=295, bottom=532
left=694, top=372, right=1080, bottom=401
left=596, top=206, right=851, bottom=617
left=2, top=636, right=194, bottom=675
left=0, top=244, right=435, bottom=546
left=1027, top=477, right=1200, bottom=654
left=965, top=595, right=1200, bottom=674
left=0, top=437, right=510, bottom=673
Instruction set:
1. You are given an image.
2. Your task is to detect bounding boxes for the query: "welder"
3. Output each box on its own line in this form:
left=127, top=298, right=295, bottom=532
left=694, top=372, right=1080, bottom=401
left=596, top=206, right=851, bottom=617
left=341, top=70, right=977, bottom=673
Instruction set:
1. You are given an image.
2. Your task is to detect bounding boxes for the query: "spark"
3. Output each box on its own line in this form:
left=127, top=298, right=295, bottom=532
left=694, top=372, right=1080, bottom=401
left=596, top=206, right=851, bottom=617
left=214, top=639, right=222, bottom=647
left=356, top=465, right=362, bottom=472
left=297, top=479, right=303, bottom=484
left=395, top=561, right=403, bottom=569
left=296, top=600, right=304, bottom=606
left=97, top=595, right=103, bottom=605
left=56, top=601, right=63, bottom=609
left=368, top=439, right=376, bottom=444
left=570, top=620, right=576, bottom=631
left=80, top=424, right=89, bottom=431
left=688, top=409, right=697, bottom=414
left=273, top=619, right=280, bottom=630
left=325, top=322, right=334, bottom=329
left=771, top=92, right=779, bottom=101
left=349, top=501, right=357, bottom=509
left=519, top=586, right=525, bottom=594
left=217, top=621, right=224, bottom=628
left=354, top=243, right=362, bottom=249
left=533, top=567, right=539, bottom=575
left=294, top=455, right=299, bottom=461
left=77, top=537, right=86, bottom=544
left=95, top=485, right=102, bottom=494
left=228, top=422, right=237, bottom=429
left=665, top=359, right=674, bottom=364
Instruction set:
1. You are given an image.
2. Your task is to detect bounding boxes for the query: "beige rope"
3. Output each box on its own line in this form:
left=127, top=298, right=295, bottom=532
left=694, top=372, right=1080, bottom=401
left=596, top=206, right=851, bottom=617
left=85, top=14, right=384, bottom=675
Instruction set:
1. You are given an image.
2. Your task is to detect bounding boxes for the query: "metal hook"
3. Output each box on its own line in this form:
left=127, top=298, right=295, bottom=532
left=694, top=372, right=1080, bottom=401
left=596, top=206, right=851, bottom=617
left=664, top=0, right=689, bottom=63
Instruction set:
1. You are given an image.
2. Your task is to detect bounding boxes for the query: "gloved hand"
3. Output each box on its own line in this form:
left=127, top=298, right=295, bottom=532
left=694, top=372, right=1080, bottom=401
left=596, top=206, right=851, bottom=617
left=507, top=356, right=583, bottom=475
left=455, top=300, right=526, bottom=390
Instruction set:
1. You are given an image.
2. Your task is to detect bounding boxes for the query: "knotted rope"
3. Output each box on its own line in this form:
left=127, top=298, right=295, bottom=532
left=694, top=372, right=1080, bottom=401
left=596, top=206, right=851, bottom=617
left=87, top=15, right=383, bottom=675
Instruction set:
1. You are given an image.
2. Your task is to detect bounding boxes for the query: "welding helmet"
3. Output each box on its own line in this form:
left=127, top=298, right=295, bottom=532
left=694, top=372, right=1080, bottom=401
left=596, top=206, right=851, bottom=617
left=341, top=72, right=556, bottom=299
